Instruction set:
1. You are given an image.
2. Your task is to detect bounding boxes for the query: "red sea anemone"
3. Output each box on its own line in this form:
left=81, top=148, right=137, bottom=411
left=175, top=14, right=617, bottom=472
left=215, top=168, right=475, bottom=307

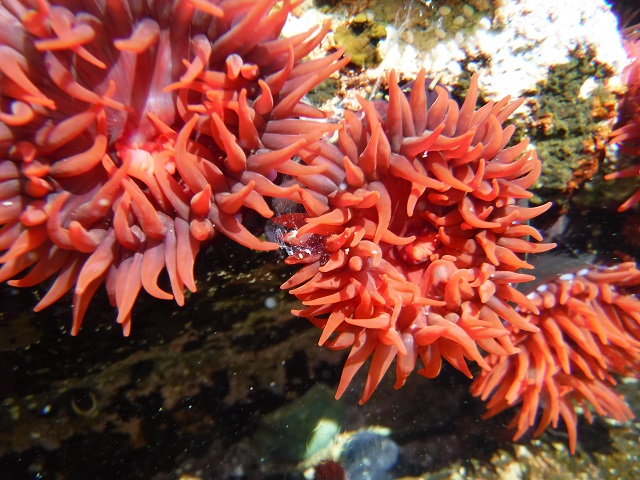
left=606, top=24, right=640, bottom=211
left=277, top=70, right=555, bottom=404
left=0, top=0, right=347, bottom=335
left=471, top=262, right=640, bottom=453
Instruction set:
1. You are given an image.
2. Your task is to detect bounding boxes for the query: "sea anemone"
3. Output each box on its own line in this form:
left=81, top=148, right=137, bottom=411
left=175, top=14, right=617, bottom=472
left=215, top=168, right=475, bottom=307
left=471, top=262, right=640, bottom=453
left=606, top=23, right=640, bottom=211
left=277, top=70, right=555, bottom=403
left=0, top=0, right=347, bottom=335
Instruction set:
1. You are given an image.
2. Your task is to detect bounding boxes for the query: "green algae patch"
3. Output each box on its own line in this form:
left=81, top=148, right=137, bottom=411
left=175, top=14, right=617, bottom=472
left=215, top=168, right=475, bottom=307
left=333, top=13, right=387, bottom=68
left=522, top=48, right=616, bottom=205
left=253, top=385, right=346, bottom=463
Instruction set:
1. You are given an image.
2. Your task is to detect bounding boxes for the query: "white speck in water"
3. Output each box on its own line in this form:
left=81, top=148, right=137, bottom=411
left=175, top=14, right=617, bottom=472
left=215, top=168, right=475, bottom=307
left=264, top=296, right=277, bottom=309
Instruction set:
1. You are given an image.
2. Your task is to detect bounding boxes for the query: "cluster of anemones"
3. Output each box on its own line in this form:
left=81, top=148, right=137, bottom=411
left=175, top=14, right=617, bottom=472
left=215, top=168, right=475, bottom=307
left=276, top=69, right=556, bottom=403
left=0, top=0, right=346, bottom=334
left=1, top=0, right=639, bottom=456
left=275, top=67, right=640, bottom=449
left=471, top=263, right=640, bottom=453
left=607, top=24, right=640, bottom=211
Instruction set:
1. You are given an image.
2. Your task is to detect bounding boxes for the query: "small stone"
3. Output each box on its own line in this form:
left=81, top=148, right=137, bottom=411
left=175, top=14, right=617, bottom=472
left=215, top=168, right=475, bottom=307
left=401, top=29, right=414, bottom=44
left=462, top=4, right=475, bottom=18
left=478, top=16, right=492, bottom=30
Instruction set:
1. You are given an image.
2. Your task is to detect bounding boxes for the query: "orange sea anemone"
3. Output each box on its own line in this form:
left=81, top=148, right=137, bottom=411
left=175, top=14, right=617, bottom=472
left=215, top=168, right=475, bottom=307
left=277, top=70, right=555, bottom=404
left=607, top=24, right=640, bottom=211
left=471, top=262, right=640, bottom=453
left=0, top=0, right=346, bottom=334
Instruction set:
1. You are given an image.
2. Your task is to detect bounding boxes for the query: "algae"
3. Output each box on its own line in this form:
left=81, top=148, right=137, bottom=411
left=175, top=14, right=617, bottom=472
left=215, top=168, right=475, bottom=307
left=333, top=13, right=387, bottom=68
left=522, top=48, right=616, bottom=205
